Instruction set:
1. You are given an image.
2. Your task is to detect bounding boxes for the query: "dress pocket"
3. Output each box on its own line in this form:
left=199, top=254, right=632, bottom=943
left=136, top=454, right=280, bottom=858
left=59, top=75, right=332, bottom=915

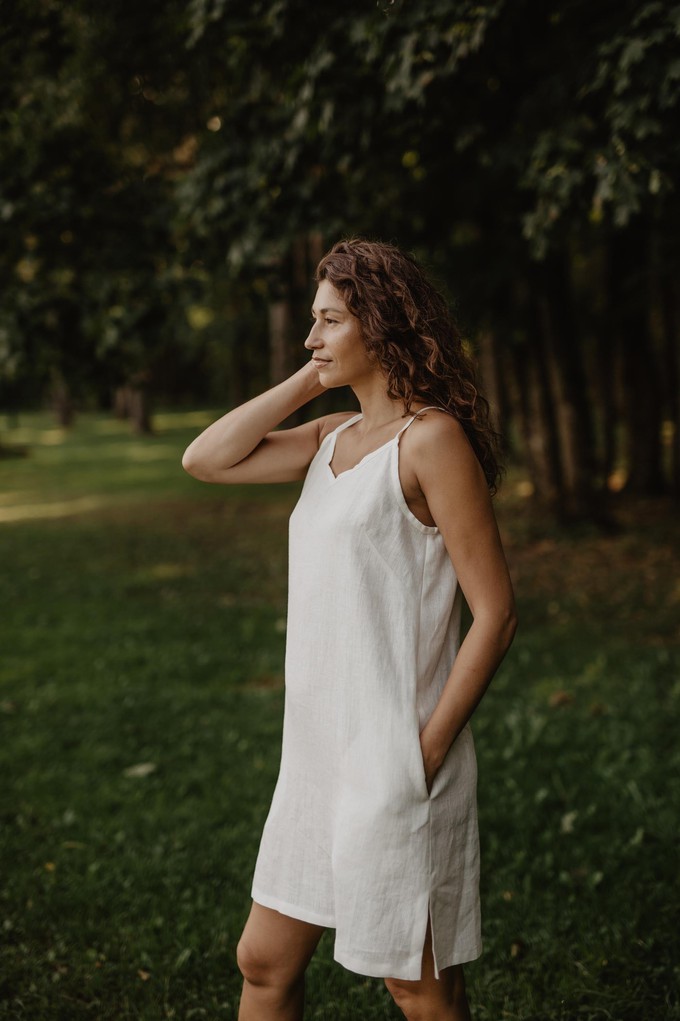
left=411, top=722, right=433, bottom=802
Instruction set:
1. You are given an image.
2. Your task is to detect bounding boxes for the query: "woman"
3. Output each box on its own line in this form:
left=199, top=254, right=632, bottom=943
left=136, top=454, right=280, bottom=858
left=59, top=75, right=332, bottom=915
left=182, top=239, right=517, bottom=1021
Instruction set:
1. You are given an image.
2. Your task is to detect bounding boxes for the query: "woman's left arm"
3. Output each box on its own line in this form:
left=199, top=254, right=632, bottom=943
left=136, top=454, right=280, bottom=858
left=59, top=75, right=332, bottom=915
left=408, top=415, right=518, bottom=791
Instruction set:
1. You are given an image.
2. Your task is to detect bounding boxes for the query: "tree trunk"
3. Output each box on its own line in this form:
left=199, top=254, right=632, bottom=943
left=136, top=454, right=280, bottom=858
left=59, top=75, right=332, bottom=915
left=532, top=253, right=602, bottom=520
left=658, top=267, right=680, bottom=500
left=308, top=231, right=324, bottom=272
left=229, top=324, right=251, bottom=406
left=477, top=325, right=509, bottom=443
left=128, top=384, right=153, bottom=435
left=124, top=377, right=152, bottom=436
left=593, top=247, right=620, bottom=483
left=113, top=385, right=131, bottom=419
left=268, top=294, right=293, bottom=387
left=50, top=370, right=75, bottom=427
left=651, top=223, right=679, bottom=501
left=511, top=331, right=564, bottom=511
left=608, top=228, right=665, bottom=494
left=115, top=376, right=153, bottom=434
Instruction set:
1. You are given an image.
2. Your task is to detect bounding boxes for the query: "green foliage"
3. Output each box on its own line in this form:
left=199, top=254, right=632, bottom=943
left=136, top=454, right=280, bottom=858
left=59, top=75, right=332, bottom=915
left=0, top=1, right=210, bottom=406
left=522, top=1, right=680, bottom=252
left=3, top=1, right=680, bottom=336
left=177, top=0, right=680, bottom=264
left=2, top=2, right=679, bottom=502
left=3, top=0, right=680, bottom=314
left=0, top=412, right=678, bottom=1018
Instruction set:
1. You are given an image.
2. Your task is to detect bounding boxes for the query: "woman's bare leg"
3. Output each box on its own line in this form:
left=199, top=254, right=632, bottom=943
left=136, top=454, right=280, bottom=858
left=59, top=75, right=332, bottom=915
left=384, top=916, right=472, bottom=1021
left=236, top=902, right=326, bottom=1021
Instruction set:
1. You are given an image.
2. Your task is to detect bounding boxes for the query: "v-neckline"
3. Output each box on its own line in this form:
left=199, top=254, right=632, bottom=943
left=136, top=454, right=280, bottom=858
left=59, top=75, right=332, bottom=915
left=326, top=414, right=407, bottom=481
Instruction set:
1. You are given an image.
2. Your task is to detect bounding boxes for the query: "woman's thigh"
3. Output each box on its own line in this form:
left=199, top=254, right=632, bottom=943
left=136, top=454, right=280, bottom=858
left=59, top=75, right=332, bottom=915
left=237, top=902, right=326, bottom=986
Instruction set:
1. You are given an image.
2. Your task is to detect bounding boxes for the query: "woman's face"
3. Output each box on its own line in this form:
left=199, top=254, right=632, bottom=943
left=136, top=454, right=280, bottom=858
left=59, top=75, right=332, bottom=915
left=305, top=280, right=378, bottom=388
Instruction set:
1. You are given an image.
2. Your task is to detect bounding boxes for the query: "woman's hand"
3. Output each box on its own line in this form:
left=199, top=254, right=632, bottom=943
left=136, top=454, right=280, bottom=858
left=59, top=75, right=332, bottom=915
left=419, top=730, right=444, bottom=795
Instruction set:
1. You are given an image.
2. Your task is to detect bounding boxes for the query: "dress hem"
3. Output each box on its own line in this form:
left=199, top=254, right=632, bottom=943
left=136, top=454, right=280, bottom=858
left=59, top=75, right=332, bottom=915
left=251, top=887, right=335, bottom=929
left=334, top=940, right=484, bottom=981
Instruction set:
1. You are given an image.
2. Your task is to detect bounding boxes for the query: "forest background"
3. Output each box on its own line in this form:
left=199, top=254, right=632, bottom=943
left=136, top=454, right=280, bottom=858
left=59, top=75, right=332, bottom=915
left=2, top=0, right=680, bottom=518
left=1, top=2, right=679, bottom=1020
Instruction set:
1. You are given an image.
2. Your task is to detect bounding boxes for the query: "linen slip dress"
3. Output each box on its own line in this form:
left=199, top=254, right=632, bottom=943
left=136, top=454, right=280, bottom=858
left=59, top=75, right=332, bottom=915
left=251, top=406, right=482, bottom=981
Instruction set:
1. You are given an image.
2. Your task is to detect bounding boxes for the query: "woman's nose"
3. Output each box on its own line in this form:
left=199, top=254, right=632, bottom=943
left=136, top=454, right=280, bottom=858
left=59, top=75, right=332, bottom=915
left=304, top=323, right=322, bottom=350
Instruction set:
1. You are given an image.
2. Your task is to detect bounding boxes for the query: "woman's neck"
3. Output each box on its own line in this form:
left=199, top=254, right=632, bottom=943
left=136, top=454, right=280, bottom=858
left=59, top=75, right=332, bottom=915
left=349, top=374, right=407, bottom=433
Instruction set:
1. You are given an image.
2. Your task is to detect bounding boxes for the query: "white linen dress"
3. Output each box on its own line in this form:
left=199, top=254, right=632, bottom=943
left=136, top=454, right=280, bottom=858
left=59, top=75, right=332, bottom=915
left=251, top=407, right=482, bottom=981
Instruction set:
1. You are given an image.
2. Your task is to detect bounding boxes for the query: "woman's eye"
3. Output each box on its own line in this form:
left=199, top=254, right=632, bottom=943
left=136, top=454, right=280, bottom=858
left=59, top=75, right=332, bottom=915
left=324, top=318, right=337, bottom=325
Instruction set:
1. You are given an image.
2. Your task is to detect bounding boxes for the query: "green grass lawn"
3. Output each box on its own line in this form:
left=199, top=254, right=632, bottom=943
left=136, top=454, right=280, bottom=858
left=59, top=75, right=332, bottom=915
left=1, top=411, right=678, bottom=1020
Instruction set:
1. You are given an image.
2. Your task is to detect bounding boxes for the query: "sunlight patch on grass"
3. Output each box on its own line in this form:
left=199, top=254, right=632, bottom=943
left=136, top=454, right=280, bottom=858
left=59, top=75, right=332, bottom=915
left=39, top=428, right=69, bottom=445
left=140, top=562, right=196, bottom=581
left=125, top=443, right=181, bottom=462
left=3, top=426, right=68, bottom=446
left=0, top=495, right=112, bottom=523
left=0, top=490, right=39, bottom=506
left=94, top=418, right=139, bottom=434
left=153, top=410, right=218, bottom=430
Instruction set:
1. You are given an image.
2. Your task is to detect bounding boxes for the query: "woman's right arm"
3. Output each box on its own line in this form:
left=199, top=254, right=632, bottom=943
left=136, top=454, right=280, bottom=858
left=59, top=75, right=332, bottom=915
left=181, top=361, right=331, bottom=484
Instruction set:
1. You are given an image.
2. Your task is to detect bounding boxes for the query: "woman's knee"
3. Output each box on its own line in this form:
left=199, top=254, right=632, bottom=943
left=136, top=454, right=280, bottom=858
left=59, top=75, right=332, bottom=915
left=237, top=902, right=324, bottom=993
left=384, top=966, right=468, bottom=1021
left=236, top=935, right=286, bottom=989
left=236, top=931, right=309, bottom=992
left=385, top=977, right=439, bottom=1020
left=385, top=976, right=415, bottom=1017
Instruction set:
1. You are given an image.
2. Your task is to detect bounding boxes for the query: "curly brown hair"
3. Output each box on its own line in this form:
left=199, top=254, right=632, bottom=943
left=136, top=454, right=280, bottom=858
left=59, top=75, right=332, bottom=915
left=316, top=238, right=502, bottom=493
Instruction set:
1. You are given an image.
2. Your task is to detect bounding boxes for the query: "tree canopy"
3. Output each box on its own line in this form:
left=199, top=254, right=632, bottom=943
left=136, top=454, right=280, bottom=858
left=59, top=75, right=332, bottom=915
left=1, top=0, right=678, bottom=511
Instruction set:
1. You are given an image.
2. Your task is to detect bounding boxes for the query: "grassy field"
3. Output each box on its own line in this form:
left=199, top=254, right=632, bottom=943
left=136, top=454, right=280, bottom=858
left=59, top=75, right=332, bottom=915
left=0, top=410, right=678, bottom=1021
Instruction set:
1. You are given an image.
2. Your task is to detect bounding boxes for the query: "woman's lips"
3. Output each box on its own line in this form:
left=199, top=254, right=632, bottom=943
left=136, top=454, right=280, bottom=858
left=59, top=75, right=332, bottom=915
left=312, top=358, right=332, bottom=366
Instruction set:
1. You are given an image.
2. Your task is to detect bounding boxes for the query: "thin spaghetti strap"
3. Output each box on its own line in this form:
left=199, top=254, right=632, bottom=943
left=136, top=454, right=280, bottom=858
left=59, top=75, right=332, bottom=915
left=324, top=412, right=363, bottom=468
left=396, top=405, right=448, bottom=438
left=325, top=412, right=363, bottom=447
left=332, top=412, right=363, bottom=435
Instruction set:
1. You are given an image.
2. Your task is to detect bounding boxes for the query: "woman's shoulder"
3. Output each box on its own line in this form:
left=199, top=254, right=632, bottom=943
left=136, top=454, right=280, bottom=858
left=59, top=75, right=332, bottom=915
left=408, top=406, right=465, bottom=439
left=402, top=406, right=475, bottom=465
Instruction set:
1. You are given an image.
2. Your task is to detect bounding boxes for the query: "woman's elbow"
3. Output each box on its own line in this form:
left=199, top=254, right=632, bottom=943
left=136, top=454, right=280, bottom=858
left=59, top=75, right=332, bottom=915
left=181, top=446, right=197, bottom=475
left=478, top=601, right=518, bottom=650
left=470, top=600, right=517, bottom=651
left=182, top=446, right=211, bottom=481
left=502, top=603, right=519, bottom=649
